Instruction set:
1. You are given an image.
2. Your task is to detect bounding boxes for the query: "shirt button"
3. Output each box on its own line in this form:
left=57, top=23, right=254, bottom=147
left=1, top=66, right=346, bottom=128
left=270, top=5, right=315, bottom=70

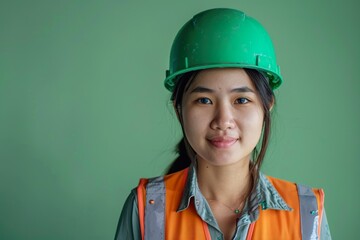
left=195, top=200, right=200, bottom=205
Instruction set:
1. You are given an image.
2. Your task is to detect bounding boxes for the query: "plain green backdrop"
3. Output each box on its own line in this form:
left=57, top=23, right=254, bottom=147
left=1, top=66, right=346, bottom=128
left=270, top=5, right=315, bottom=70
left=1, top=0, right=359, bottom=239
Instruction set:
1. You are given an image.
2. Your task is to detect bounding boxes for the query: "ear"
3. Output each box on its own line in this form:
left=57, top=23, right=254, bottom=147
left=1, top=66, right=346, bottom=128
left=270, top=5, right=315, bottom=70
left=269, top=96, right=275, bottom=112
left=173, top=102, right=182, bottom=122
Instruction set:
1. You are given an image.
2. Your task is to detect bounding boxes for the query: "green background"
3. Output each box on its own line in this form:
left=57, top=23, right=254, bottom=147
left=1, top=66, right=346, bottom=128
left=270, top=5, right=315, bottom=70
left=1, top=0, right=359, bottom=239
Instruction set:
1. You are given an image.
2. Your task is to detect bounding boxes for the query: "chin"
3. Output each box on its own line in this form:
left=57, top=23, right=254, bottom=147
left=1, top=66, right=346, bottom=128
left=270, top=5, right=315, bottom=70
left=201, top=155, right=244, bottom=167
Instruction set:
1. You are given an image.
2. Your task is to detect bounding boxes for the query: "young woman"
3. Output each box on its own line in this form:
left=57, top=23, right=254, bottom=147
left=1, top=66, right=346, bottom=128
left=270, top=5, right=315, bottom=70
left=115, top=8, right=331, bottom=240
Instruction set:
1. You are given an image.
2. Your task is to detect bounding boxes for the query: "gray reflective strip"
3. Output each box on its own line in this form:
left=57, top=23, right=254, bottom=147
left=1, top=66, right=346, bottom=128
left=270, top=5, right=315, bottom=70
left=144, top=176, right=166, bottom=240
left=297, top=184, right=319, bottom=240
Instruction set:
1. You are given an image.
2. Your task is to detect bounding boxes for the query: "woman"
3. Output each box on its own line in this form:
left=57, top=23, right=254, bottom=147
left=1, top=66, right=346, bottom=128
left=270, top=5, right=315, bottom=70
left=115, top=8, right=331, bottom=239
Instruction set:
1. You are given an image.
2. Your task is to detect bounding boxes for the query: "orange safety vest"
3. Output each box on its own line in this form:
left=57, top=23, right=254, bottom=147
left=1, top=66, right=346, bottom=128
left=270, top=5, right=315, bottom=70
left=137, top=168, right=324, bottom=240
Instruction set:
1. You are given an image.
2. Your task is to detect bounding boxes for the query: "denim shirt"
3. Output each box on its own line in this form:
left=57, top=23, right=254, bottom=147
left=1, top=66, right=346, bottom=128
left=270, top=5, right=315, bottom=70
left=115, top=165, right=331, bottom=240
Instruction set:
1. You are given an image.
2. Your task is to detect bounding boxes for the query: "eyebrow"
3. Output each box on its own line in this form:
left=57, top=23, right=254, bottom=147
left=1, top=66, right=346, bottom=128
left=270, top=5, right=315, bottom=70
left=190, top=86, right=255, bottom=93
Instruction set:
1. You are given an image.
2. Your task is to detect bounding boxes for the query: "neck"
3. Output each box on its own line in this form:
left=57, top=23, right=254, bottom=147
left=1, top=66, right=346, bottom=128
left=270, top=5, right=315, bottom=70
left=196, top=158, right=252, bottom=206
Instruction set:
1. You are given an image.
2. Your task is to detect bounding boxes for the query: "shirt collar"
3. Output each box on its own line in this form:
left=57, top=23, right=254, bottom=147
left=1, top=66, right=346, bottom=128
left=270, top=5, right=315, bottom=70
left=177, top=164, right=292, bottom=216
left=177, top=162, right=199, bottom=212
left=256, top=172, right=292, bottom=211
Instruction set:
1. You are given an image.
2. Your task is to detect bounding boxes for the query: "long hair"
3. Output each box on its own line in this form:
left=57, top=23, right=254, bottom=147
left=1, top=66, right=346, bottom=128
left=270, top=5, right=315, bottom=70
left=165, top=69, right=275, bottom=187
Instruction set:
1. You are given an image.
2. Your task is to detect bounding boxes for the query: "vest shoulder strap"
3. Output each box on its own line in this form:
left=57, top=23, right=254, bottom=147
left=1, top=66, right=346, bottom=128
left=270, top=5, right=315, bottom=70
left=138, top=176, right=166, bottom=240
left=137, top=169, right=189, bottom=240
left=145, top=176, right=166, bottom=240
left=296, top=183, right=324, bottom=239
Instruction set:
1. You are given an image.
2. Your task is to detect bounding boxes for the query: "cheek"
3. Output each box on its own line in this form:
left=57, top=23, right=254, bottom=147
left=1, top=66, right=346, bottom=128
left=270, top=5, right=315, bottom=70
left=182, top=108, right=204, bottom=133
left=238, top=109, right=264, bottom=135
left=181, top=107, right=211, bottom=146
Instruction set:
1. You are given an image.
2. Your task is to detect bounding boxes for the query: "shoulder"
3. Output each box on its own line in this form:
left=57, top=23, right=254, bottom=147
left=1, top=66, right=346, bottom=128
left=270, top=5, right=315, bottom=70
left=120, top=188, right=139, bottom=215
left=115, top=189, right=141, bottom=240
left=138, top=168, right=189, bottom=190
left=265, top=175, right=298, bottom=194
left=262, top=174, right=325, bottom=211
left=265, top=174, right=323, bottom=195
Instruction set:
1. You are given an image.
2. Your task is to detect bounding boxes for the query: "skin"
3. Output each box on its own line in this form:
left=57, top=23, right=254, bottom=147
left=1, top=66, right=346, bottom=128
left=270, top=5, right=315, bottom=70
left=180, top=68, right=265, bottom=240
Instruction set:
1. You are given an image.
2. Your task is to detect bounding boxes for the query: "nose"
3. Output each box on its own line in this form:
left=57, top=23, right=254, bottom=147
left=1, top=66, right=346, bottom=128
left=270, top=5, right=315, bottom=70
left=210, top=103, right=236, bottom=131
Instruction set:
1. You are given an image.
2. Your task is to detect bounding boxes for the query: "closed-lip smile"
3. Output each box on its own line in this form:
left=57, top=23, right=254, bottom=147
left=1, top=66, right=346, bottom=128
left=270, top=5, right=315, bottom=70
left=208, top=136, right=238, bottom=148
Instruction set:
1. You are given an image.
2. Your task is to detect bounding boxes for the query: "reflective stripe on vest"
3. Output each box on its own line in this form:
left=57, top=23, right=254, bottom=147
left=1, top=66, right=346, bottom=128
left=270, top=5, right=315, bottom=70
left=144, top=176, right=166, bottom=240
left=296, top=184, right=320, bottom=240
left=139, top=177, right=321, bottom=240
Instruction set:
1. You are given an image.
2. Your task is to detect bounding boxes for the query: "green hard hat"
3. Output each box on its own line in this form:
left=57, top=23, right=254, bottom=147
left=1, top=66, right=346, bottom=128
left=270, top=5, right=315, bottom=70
left=164, top=8, right=283, bottom=91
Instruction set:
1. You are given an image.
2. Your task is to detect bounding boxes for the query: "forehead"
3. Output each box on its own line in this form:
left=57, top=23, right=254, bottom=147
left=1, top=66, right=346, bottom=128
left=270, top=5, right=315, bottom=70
left=187, top=68, right=255, bottom=91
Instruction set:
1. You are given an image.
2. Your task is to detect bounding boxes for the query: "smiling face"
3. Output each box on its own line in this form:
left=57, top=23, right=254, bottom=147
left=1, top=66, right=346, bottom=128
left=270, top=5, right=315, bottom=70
left=180, top=68, right=265, bottom=167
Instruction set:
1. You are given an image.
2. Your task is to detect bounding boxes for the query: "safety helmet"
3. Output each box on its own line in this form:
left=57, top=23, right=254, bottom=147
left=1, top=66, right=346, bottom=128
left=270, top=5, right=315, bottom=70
left=164, top=8, right=282, bottom=91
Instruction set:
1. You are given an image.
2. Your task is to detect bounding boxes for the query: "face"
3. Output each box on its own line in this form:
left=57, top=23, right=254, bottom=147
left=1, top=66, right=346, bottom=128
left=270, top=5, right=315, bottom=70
left=181, top=68, right=264, bottom=167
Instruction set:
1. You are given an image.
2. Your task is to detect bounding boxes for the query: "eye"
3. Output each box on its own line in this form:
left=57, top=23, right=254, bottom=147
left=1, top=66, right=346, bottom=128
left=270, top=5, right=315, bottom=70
left=196, top=97, right=212, bottom=104
left=235, top=98, right=249, bottom=104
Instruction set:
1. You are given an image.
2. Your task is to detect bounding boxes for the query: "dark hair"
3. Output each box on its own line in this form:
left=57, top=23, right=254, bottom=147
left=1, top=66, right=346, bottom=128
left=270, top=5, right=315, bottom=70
left=166, top=68, right=275, bottom=187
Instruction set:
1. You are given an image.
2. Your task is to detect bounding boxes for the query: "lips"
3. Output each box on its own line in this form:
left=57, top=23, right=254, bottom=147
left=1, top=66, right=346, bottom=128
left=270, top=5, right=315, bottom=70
left=208, top=136, right=238, bottom=148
